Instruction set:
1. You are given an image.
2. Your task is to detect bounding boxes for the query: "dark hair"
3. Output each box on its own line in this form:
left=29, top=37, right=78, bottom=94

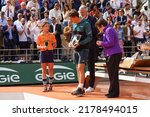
left=41, top=21, right=49, bottom=27
left=69, top=9, right=79, bottom=18
left=95, top=18, right=107, bottom=27
left=44, top=11, right=49, bottom=15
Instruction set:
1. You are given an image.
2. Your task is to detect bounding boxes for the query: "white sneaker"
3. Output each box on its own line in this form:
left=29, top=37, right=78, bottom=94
left=85, top=87, right=94, bottom=93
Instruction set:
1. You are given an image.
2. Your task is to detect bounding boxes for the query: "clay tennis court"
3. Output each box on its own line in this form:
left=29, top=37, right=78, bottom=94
left=0, top=77, right=149, bottom=100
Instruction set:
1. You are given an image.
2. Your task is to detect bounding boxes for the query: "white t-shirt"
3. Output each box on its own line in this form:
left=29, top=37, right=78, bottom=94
left=49, top=8, right=62, bottom=24
left=14, top=20, right=22, bottom=27
left=17, top=24, right=28, bottom=42
left=30, top=25, right=41, bottom=42
left=133, top=25, right=145, bottom=38
left=124, top=9, right=132, bottom=20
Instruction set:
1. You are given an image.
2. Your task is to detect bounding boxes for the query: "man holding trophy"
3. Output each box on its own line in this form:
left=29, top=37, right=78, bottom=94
left=68, top=9, right=92, bottom=97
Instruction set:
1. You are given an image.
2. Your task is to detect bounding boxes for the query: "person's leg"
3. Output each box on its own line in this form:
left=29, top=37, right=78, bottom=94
left=77, top=63, right=85, bottom=88
left=41, top=63, right=47, bottom=92
left=106, top=53, right=122, bottom=97
left=47, top=63, right=54, bottom=91
left=88, top=48, right=95, bottom=88
left=71, top=49, right=89, bottom=96
left=84, top=48, right=95, bottom=92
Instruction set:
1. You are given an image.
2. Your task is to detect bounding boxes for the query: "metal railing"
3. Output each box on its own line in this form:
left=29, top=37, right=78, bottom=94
left=0, top=46, right=149, bottom=63
left=0, top=48, right=74, bottom=63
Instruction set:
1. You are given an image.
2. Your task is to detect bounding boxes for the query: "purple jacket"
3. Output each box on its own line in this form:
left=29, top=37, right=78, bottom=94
left=101, top=25, right=122, bottom=57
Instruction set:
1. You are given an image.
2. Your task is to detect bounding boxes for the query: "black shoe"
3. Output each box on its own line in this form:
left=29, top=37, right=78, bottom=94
left=105, top=94, right=109, bottom=96
left=106, top=94, right=119, bottom=98
left=71, top=87, right=85, bottom=97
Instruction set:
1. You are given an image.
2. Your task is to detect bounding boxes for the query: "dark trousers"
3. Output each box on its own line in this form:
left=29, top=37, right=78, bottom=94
left=4, top=39, right=16, bottom=61
left=87, top=47, right=96, bottom=88
left=106, top=53, right=122, bottom=96
left=124, top=40, right=132, bottom=57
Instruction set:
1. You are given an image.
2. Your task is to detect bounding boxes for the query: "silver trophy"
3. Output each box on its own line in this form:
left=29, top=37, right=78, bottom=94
left=69, top=34, right=81, bottom=47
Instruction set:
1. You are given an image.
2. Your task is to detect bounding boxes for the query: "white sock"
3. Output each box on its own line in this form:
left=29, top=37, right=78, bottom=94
left=78, top=83, right=84, bottom=89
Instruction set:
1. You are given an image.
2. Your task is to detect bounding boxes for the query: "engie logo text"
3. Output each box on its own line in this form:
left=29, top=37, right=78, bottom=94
left=35, top=65, right=76, bottom=81
left=0, top=67, right=20, bottom=83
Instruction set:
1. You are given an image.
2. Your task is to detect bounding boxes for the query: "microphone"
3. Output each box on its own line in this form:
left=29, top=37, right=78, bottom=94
left=45, top=41, right=48, bottom=46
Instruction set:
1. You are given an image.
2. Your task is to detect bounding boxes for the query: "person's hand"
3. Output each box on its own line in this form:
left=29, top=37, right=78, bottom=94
left=73, top=43, right=79, bottom=48
left=68, top=42, right=72, bottom=48
left=96, top=41, right=102, bottom=46
left=68, top=42, right=79, bottom=48
left=38, top=45, right=47, bottom=50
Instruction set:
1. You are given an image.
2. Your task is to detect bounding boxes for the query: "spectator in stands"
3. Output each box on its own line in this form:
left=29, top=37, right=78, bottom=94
left=17, top=2, right=30, bottom=21
left=141, top=14, right=148, bottom=29
left=131, top=15, right=139, bottom=27
left=12, top=0, right=21, bottom=21
left=29, top=20, right=42, bottom=60
left=133, top=5, right=142, bottom=19
left=26, top=0, right=41, bottom=19
left=69, top=9, right=92, bottom=97
left=48, top=0, right=58, bottom=9
left=0, top=24, right=4, bottom=61
left=27, top=15, right=37, bottom=46
left=72, top=0, right=81, bottom=11
left=3, top=17, right=19, bottom=61
left=114, top=22, right=125, bottom=55
left=0, top=0, right=6, bottom=11
left=97, top=0, right=108, bottom=12
left=115, top=9, right=127, bottom=26
left=50, top=17, right=62, bottom=60
left=103, top=6, right=113, bottom=21
left=89, top=4, right=103, bottom=20
left=124, top=3, right=133, bottom=21
left=62, top=4, right=71, bottom=29
left=123, top=20, right=134, bottom=57
left=63, top=20, right=72, bottom=60
left=106, top=15, right=114, bottom=26
left=79, top=5, right=98, bottom=93
left=66, top=0, right=73, bottom=9
left=40, top=1, right=50, bottom=19
left=130, top=0, right=142, bottom=9
left=144, top=20, right=150, bottom=41
left=14, top=13, right=23, bottom=27
left=1, top=0, right=15, bottom=20
left=49, top=2, right=62, bottom=24
left=0, top=12, right=7, bottom=26
left=41, top=11, right=52, bottom=24
left=17, top=18, right=30, bottom=61
left=141, top=5, right=150, bottom=20
left=96, top=19, right=122, bottom=98
left=110, top=0, right=123, bottom=10
left=36, top=22, right=57, bottom=92
left=133, top=19, right=146, bottom=46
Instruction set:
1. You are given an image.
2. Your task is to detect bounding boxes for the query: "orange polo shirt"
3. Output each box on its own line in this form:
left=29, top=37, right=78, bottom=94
left=36, top=32, right=56, bottom=51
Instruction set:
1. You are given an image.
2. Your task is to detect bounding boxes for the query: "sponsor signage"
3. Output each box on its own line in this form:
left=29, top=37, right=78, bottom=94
left=0, top=62, right=77, bottom=86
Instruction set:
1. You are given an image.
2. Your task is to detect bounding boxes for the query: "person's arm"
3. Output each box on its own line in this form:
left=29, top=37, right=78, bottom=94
left=17, top=26, right=24, bottom=36
left=79, top=23, right=92, bottom=45
left=101, top=28, right=115, bottom=48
